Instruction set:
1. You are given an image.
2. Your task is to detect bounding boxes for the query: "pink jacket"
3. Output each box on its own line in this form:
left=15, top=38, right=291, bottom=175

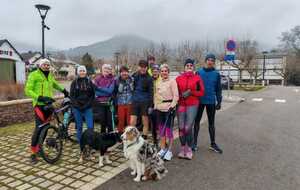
left=154, top=78, right=179, bottom=112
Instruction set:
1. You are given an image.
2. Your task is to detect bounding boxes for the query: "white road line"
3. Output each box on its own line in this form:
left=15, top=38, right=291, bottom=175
left=275, top=99, right=286, bottom=103
left=252, top=98, right=263, bottom=102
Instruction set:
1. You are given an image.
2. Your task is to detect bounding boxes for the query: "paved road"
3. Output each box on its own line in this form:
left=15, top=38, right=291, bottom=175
left=96, top=86, right=300, bottom=190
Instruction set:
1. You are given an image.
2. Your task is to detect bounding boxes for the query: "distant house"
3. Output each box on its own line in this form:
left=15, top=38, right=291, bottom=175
left=0, top=39, right=26, bottom=84
left=216, top=53, right=287, bottom=85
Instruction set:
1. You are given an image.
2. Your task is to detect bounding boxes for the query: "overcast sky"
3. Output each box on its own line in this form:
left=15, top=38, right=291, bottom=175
left=1, top=0, right=299, bottom=50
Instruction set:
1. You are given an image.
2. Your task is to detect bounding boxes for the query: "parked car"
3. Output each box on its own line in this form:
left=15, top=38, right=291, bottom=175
left=221, top=75, right=234, bottom=90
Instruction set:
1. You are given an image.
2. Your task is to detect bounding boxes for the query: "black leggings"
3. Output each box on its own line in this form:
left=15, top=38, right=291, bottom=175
left=194, top=104, right=216, bottom=146
left=93, top=103, right=113, bottom=133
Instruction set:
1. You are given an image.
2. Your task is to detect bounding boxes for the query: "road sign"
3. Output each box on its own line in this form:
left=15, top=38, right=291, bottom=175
left=226, top=40, right=236, bottom=51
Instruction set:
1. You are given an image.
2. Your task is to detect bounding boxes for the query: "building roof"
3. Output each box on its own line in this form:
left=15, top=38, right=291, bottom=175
left=0, top=39, right=24, bottom=61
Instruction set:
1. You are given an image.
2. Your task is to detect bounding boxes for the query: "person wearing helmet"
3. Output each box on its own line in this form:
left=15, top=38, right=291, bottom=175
left=25, top=58, right=69, bottom=164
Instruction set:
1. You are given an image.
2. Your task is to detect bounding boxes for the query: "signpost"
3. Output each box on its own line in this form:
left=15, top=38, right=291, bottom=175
left=224, top=39, right=237, bottom=98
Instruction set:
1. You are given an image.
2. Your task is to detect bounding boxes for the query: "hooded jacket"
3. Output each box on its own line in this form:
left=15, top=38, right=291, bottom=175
left=70, top=77, right=95, bottom=110
left=176, top=71, right=205, bottom=106
left=25, top=69, right=64, bottom=106
left=132, top=72, right=153, bottom=104
left=94, top=74, right=115, bottom=103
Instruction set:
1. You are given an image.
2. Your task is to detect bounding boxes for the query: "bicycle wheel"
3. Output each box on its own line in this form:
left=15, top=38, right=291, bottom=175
left=38, top=125, right=63, bottom=164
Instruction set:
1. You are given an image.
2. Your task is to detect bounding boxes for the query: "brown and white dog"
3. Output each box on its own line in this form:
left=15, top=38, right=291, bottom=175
left=122, top=126, right=168, bottom=182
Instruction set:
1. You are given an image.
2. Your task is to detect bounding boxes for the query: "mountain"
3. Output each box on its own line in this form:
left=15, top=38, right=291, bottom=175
left=63, top=34, right=156, bottom=59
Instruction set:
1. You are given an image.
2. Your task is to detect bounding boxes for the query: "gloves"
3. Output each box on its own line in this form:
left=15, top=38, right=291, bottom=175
left=38, top=96, right=55, bottom=104
left=118, top=83, right=124, bottom=93
left=216, top=103, right=221, bottom=110
left=62, top=89, right=69, bottom=97
left=182, top=89, right=191, bottom=98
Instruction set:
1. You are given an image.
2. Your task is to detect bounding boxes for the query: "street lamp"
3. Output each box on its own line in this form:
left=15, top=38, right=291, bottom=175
left=262, top=51, right=268, bottom=86
left=35, top=4, right=51, bottom=58
left=114, top=52, right=120, bottom=75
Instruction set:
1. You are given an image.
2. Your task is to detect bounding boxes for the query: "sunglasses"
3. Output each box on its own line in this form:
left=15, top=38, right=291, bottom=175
left=185, top=64, right=194, bottom=67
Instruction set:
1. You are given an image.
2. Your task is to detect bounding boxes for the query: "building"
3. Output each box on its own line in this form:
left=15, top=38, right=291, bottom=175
left=216, top=53, right=287, bottom=85
left=0, top=39, right=26, bottom=84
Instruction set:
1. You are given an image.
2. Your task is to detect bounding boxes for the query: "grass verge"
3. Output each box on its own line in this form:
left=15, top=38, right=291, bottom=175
left=0, top=122, right=34, bottom=137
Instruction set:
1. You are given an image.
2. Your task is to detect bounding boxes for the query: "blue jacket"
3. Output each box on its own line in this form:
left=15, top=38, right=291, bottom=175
left=196, top=68, right=222, bottom=105
left=132, top=72, right=153, bottom=104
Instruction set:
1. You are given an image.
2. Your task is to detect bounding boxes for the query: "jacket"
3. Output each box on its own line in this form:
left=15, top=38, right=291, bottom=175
left=154, top=78, right=179, bottom=112
left=25, top=69, right=64, bottom=106
left=70, top=77, right=95, bottom=110
left=94, top=74, right=115, bottom=103
left=115, top=76, right=134, bottom=105
left=132, top=72, right=153, bottom=104
left=196, top=67, right=222, bottom=104
left=176, top=71, right=205, bottom=106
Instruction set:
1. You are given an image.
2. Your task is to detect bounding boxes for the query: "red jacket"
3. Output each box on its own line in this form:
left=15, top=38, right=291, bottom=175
left=176, top=71, right=205, bottom=106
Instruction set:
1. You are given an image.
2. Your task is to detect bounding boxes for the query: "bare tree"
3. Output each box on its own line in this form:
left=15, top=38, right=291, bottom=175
left=232, top=39, right=258, bottom=84
left=157, top=42, right=170, bottom=64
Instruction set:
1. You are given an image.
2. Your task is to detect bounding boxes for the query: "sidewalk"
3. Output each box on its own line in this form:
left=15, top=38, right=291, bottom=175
left=0, top=98, right=243, bottom=190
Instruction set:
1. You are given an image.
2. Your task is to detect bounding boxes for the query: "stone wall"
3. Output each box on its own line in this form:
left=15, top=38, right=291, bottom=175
left=0, top=96, right=63, bottom=127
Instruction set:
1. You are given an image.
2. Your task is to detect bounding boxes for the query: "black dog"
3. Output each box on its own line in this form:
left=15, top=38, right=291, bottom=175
left=79, top=129, right=122, bottom=167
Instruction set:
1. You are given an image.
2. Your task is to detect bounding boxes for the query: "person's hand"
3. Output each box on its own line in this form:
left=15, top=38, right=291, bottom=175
left=148, top=107, right=154, bottom=115
left=62, top=89, right=69, bottom=97
left=216, top=103, right=221, bottom=110
left=118, top=83, right=124, bottom=93
left=38, top=96, right=55, bottom=104
left=182, top=89, right=191, bottom=98
left=168, top=106, right=176, bottom=114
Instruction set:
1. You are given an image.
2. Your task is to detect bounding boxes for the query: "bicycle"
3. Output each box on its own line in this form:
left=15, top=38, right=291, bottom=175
left=38, top=97, right=77, bottom=164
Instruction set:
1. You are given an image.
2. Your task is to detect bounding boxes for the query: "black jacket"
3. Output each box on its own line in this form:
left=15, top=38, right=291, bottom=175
left=70, top=77, right=95, bottom=110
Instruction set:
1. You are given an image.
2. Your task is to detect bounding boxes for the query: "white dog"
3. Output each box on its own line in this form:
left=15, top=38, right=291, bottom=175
left=122, top=126, right=168, bottom=182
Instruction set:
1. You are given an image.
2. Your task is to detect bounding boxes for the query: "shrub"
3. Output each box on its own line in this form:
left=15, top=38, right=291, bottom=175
left=0, top=83, right=25, bottom=101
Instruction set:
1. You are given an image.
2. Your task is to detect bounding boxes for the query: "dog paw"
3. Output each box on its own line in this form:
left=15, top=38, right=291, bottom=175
left=79, top=158, right=83, bottom=163
left=98, top=163, right=104, bottom=167
left=142, top=176, right=147, bottom=181
left=130, top=171, right=136, bottom=176
left=106, top=160, right=112, bottom=164
left=133, top=177, right=141, bottom=182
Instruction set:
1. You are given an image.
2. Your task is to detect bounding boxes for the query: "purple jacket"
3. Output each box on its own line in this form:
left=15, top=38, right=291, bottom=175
left=94, top=74, right=115, bottom=103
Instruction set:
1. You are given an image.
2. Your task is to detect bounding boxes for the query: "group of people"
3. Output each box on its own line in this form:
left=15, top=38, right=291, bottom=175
left=25, top=53, right=223, bottom=164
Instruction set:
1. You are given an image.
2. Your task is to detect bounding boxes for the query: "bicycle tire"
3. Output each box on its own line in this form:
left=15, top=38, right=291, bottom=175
left=38, top=125, right=63, bottom=164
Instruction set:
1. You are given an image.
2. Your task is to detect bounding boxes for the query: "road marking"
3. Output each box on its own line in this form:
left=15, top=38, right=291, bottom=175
left=275, top=99, right=286, bottom=103
left=294, top=89, right=299, bottom=93
left=252, top=98, right=263, bottom=102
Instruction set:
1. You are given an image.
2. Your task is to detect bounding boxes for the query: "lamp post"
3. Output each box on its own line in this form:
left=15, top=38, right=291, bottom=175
left=35, top=4, right=51, bottom=58
left=114, top=52, right=120, bottom=75
left=262, top=51, right=268, bottom=86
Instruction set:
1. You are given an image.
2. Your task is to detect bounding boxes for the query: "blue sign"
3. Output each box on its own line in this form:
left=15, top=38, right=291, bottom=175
left=226, top=40, right=236, bottom=51
left=224, top=54, right=235, bottom=61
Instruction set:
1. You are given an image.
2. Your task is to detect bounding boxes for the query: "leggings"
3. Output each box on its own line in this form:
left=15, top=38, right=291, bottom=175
left=194, top=104, right=216, bottom=146
left=31, top=106, right=52, bottom=153
left=177, top=105, right=198, bottom=147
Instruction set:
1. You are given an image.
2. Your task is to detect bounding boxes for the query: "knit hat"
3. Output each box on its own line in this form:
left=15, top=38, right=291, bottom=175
left=102, top=64, right=112, bottom=70
left=151, top=64, right=160, bottom=71
left=205, top=53, right=216, bottom=62
left=184, top=58, right=195, bottom=66
left=77, top=65, right=87, bottom=75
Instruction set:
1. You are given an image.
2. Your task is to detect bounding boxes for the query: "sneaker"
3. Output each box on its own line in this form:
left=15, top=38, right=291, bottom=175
left=185, top=147, right=193, bottom=160
left=158, top=149, right=167, bottom=158
left=191, top=144, right=198, bottom=152
left=177, top=146, right=185, bottom=159
left=209, top=143, right=223, bottom=154
left=163, top=150, right=173, bottom=161
left=30, top=154, right=38, bottom=165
